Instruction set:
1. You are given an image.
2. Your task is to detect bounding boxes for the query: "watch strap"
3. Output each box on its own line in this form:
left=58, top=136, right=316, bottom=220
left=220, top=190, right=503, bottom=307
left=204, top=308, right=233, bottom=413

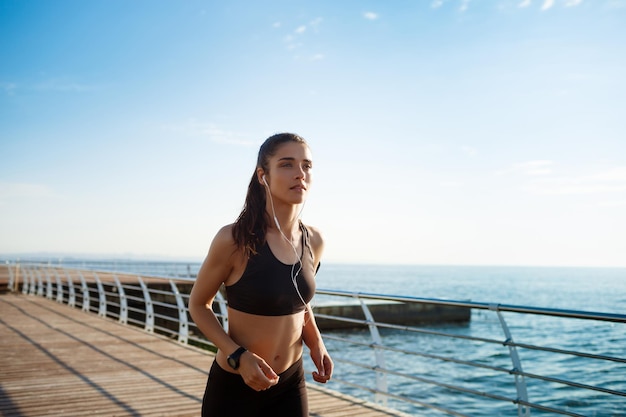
left=227, top=346, right=247, bottom=369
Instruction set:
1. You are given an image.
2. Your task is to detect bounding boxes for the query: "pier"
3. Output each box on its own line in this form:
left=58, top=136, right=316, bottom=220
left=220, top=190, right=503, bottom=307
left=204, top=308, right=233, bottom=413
left=0, top=264, right=406, bottom=417
left=4, top=262, right=624, bottom=416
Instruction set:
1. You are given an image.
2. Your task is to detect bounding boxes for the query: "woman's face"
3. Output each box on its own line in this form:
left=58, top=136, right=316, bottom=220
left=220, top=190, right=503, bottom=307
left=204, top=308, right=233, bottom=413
left=264, top=141, right=313, bottom=205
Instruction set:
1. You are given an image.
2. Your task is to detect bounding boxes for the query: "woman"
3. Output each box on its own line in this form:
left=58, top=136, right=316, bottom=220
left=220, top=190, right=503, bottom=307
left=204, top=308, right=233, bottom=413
left=189, top=132, right=333, bottom=417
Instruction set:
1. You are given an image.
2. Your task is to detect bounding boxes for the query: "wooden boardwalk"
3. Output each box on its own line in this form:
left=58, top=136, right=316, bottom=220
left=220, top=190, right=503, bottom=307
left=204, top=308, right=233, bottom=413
left=0, top=267, right=406, bottom=416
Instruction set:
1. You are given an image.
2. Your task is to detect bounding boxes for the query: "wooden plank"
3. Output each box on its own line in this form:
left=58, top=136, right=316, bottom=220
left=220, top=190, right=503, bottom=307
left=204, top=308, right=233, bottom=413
left=0, top=287, right=408, bottom=416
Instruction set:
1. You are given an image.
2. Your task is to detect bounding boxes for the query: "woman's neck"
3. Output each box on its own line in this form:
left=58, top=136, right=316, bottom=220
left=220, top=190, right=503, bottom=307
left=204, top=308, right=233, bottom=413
left=267, top=207, right=300, bottom=239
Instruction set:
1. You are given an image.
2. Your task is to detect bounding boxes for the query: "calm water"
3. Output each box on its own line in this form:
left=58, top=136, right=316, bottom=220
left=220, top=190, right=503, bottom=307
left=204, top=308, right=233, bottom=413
left=40, top=260, right=626, bottom=416
left=312, top=264, right=626, bottom=417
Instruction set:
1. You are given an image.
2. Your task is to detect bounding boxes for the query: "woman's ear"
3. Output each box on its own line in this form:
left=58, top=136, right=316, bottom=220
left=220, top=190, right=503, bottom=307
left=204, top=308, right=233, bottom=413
left=257, top=169, right=265, bottom=186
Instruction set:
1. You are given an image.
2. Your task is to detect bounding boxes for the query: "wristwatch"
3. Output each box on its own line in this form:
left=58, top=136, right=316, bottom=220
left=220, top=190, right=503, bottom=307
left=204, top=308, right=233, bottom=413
left=227, top=346, right=247, bottom=370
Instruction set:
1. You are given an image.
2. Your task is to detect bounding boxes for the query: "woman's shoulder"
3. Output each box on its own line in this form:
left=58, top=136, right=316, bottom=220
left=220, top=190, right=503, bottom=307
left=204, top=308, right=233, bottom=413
left=302, top=223, right=325, bottom=250
left=209, top=224, right=237, bottom=252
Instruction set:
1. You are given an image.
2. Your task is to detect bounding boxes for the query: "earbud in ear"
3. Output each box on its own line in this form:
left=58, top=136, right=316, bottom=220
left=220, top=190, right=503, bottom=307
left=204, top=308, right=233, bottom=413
left=262, top=175, right=268, bottom=186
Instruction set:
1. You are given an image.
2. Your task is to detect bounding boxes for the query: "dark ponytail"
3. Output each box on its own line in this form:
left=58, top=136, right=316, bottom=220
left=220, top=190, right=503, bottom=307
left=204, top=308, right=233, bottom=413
left=232, top=133, right=308, bottom=257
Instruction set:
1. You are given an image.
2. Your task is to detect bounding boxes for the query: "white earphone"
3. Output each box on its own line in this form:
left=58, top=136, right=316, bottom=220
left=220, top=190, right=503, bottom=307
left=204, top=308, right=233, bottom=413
left=262, top=175, right=281, bottom=229
left=261, top=172, right=309, bottom=316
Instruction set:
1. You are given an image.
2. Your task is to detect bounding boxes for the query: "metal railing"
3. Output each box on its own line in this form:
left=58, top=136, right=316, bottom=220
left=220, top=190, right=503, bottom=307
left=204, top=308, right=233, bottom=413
left=6, top=262, right=625, bottom=416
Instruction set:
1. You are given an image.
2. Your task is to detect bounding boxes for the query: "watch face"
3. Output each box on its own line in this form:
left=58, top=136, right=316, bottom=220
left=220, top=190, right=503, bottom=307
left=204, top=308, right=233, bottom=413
left=227, top=347, right=245, bottom=370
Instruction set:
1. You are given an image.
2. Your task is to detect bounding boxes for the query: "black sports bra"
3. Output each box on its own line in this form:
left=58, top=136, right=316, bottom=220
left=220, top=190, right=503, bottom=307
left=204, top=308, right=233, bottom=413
left=225, top=224, right=317, bottom=316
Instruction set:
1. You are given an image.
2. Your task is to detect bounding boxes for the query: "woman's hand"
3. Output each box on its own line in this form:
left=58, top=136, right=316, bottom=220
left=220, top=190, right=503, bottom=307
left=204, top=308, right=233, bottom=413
left=238, top=351, right=280, bottom=391
left=309, top=344, right=333, bottom=384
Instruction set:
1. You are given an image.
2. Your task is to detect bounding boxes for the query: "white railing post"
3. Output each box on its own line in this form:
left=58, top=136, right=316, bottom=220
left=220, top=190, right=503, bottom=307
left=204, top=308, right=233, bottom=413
left=490, top=304, right=530, bottom=417
left=113, top=274, right=128, bottom=324
left=28, top=267, right=36, bottom=295
left=169, top=280, right=188, bottom=344
left=22, top=265, right=30, bottom=295
left=53, top=269, right=64, bottom=303
left=356, top=295, right=388, bottom=405
left=138, top=277, right=154, bottom=333
left=65, top=270, right=76, bottom=307
left=44, top=268, right=54, bottom=300
left=215, top=291, right=229, bottom=332
left=36, top=268, right=45, bottom=296
left=78, top=271, right=90, bottom=312
left=7, top=262, right=16, bottom=292
left=92, top=272, right=107, bottom=317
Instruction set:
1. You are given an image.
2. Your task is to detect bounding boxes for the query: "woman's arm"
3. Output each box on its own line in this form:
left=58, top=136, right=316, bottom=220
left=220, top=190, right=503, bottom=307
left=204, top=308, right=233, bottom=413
left=188, top=225, right=279, bottom=391
left=302, top=307, right=333, bottom=383
left=302, top=224, right=333, bottom=383
left=188, top=225, right=240, bottom=356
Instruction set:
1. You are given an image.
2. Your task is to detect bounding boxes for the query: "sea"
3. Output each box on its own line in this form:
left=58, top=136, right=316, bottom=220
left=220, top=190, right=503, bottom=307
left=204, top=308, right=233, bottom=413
left=23, top=260, right=626, bottom=416
left=313, top=264, right=626, bottom=417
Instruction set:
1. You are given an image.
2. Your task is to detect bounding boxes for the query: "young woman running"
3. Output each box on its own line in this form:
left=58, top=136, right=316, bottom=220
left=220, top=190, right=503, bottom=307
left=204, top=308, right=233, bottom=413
left=189, top=132, right=333, bottom=417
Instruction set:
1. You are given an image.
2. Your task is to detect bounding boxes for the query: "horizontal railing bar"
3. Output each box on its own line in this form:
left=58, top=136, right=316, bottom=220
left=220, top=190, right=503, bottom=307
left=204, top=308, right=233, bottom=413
left=147, top=288, right=174, bottom=296
left=335, top=359, right=588, bottom=417
left=121, top=284, right=143, bottom=291
left=151, top=300, right=178, bottom=309
left=316, top=312, right=505, bottom=345
left=338, top=357, right=516, bottom=404
left=323, top=334, right=512, bottom=375
left=153, top=313, right=178, bottom=322
left=508, top=341, right=626, bottom=364
left=153, top=325, right=177, bottom=335
left=513, top=369, right=626, bottom=397
left=317, top=289, right=626, bottom=323
left=127, top=317, right=143, bottom=325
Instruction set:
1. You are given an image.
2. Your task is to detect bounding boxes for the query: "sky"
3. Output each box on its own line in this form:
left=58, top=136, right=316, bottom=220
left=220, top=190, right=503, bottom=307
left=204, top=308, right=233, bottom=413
left=1, top=0, right=625, bottom=267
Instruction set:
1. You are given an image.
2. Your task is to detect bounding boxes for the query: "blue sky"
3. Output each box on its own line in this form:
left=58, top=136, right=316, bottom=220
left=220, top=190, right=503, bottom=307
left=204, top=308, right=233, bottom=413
left=1, top=0, right=625, bottom=267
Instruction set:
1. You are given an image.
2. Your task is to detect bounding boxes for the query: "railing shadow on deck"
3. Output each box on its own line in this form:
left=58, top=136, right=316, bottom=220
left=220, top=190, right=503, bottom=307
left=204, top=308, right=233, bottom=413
left=5, top=262, right=626, bottom=417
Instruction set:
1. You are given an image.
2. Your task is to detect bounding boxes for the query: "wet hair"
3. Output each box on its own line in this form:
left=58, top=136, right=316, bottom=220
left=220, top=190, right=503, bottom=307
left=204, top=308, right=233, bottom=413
left=232, top=132, right=308, bottom=257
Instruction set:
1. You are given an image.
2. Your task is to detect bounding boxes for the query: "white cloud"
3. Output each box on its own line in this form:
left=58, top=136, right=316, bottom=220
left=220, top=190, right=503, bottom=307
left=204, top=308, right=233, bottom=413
left=160, top=120, right=257, bottom=146
left=523, top=167, right=626, bottom=195
left=439, top=181, right=465, bottom=188
left=518, top=0, right=532, bottom=7
left=33, top=78, right=103, bottom=93
left=432, top=0, right=444, bottom=9
left=606, top=0, right=626, bottom=9
left=0, top=182, right=57, bottom=206
left=500, top=160, right=554, bottom=176
left=280, top=18, right=324, bottom=57
left=363, top=12, right=379, bottom=20
left=309, top=17, right=323, bottom=31
left=461, top=146, right=478, bottom=157
left=564, top=0, right=583, bottom=6
left=588, top=167, right=626, bottom=182
left=597, top=200, right=626, bottom=208
left=459, top=0, right=471, bottom=12
left=1, top=81, right=17, bottom=95
left=541, top=0, right=555, bottom=10
left=525, top=180, right=626, bottom=195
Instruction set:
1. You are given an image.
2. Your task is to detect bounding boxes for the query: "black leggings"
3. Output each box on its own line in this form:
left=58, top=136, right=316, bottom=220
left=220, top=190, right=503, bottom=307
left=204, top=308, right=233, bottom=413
left=201, top=357, right=308, bottom=417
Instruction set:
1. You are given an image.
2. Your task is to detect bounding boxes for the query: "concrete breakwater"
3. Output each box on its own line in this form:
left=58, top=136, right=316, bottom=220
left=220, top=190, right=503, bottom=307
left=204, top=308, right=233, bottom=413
left=312, top=301, right=471, bottom=330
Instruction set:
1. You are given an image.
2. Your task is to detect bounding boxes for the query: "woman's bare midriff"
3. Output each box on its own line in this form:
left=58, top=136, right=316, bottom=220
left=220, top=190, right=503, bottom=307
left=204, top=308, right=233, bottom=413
left=215, top=308, right=306, bottom=374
